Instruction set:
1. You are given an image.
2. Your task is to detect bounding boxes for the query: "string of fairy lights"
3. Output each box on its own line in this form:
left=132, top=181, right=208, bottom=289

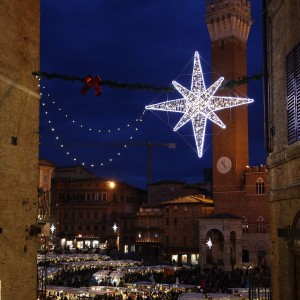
left=39, top=78, right=148, bottom=168
left=38, top=51, right=260, bottom=169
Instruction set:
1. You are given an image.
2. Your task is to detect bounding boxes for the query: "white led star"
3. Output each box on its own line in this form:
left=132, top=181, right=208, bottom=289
left=145, top=51, right=254, bottom=157
left=206, top=237, right=213, bottom=249
left=112, top=223, right=118, bottom=232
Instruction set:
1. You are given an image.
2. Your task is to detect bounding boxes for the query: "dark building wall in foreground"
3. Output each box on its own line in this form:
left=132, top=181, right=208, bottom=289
left=265, top=0, right=300, bottom=299
left=0, top=1, right=40, bottom=299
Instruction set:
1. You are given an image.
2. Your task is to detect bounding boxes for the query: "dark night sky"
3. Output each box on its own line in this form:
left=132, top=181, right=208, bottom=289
left=40, top=0, right=267, bottom=190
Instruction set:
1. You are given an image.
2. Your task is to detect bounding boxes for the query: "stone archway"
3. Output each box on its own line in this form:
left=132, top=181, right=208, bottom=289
left=206, top=229, right=224, bottom=266
left=199, top=215, right=243, bottom=271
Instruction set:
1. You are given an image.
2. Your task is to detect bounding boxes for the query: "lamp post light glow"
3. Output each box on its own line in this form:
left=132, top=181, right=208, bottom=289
left=108, top=181, right=116, bottom=189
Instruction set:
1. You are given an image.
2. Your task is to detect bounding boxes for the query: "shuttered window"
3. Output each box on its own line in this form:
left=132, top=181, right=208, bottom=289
left=286, top=43, right=300, bottom=144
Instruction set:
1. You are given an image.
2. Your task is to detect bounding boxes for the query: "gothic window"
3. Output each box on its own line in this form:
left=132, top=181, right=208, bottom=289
left=286, top=42, right=300, bottom=144
left=242, top=216, right=249, bottom=234
left=257, top=216, right=265, bottom=233
left=256, top=177, right=265, bottom=194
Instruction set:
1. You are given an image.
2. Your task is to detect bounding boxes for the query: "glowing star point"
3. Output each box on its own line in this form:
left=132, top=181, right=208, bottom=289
left=206, top=237, right=213, bottom=249
left=145, top=51, right=254, bottom=158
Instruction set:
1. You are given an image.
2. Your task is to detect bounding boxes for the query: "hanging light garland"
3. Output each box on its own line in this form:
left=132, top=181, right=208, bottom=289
left=33, top=70, right=263, bottom=93
left=39, top=78, right=147, bottom=167
left=36, top=54, right=263, bottom=163
left=33, top=71, right=173, bottom=93
left=40, top=88, right=145, bottom=135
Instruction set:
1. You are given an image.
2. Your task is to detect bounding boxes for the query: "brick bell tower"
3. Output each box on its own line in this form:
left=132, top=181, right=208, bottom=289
left=205, top=0, right=252, bottom=198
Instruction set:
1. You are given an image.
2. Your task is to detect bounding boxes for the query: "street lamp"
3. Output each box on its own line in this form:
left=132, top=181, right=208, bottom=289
left=108, top=181, right=116, bottom=189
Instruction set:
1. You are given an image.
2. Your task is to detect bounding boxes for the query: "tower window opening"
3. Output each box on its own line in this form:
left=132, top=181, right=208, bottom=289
left=256, top=177, right=265, bottom=194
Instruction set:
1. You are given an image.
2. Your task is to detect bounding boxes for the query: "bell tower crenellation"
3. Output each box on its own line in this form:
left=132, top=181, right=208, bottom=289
left=206, top=0, right=252, bottom=43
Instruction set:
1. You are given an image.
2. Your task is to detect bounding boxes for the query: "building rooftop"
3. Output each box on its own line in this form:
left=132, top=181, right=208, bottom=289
left=161, top=195, right=213, bottom=205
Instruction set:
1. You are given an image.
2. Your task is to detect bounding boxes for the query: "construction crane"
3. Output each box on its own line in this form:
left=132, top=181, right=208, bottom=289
left=142, top=142, right=176, bottom=185
left=53, top=141, right=176, bottom=185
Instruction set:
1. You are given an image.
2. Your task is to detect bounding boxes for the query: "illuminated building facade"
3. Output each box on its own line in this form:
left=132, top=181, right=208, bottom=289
left=37, top=159, right=55, bottom=251
left=161, top=195, right=214, bottom=265
left=52, top=166, right=146, bottom=252
left=198, top=0, right=271, bottom=271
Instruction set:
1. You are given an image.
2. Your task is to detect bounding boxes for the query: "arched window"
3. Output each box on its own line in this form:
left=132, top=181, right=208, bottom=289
left=242, top=216, right=249, bottom=234
left=256, top=177, right=265, bottom=194
left=257, top=216, right=265, bottom=233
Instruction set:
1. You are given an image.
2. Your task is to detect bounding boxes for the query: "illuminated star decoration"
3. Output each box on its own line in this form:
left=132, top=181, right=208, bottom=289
left=50, top=224, right=55, bottom=234
left=112, top=223, right=118, bottom=232
left=145, top=51, right=254, bottom=157
left=206, top=237, right=213, bottom=249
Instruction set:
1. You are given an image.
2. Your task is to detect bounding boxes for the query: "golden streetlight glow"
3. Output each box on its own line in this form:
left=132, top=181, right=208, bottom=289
left=108, top=181, right=116, bottom=189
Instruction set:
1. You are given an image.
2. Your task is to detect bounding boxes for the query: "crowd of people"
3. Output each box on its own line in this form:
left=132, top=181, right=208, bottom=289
left=42, top=255, right=270, bottom=300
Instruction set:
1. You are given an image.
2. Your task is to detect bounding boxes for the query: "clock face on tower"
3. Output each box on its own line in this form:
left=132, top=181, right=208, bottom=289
left=216, top=156, right=232, bottom=174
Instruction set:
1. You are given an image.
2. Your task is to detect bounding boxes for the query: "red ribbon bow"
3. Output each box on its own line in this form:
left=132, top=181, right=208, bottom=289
left=81, top=75, right=102, bottom=96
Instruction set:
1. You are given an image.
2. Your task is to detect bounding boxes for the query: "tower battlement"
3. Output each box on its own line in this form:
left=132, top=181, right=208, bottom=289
left=206, top=0, right=252, bottom=43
